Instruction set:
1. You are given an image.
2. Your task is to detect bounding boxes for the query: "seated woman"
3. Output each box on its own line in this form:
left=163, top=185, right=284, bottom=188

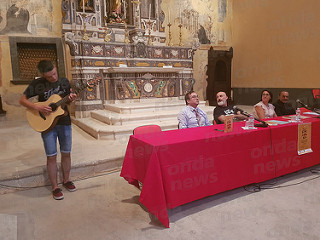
left=253, top=89, right=277, bottom=119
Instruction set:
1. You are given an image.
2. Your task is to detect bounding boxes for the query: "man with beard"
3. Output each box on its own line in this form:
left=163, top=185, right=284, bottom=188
left=213, top=91, right=247, bottom=124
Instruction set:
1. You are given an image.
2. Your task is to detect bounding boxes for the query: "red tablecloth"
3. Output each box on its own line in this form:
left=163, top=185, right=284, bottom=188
left=120, top=116, right=320, bottom=227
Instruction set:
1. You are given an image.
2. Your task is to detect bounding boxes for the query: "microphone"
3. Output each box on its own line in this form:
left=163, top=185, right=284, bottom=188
left=233, top=106, right=268, bottom=127
left=296, top=99, right=320, bottom=116
left=296, top=99, right=311, bottom=110
left=233, top=106, right=250, bottom=117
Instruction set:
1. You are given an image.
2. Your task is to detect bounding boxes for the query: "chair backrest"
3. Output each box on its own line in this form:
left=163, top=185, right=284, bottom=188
left=133, top=125, right=162, bottom=135
left=313, top=89, right=320, bottom=99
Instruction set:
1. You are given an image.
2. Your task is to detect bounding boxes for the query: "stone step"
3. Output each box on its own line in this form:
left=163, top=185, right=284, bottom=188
left=91, top=106, right=214, bottom=126
left=71, top=117, right=182, bottom=140
left=72, top=99, right=215, bottom=140
left=104, top=100, right=208, bottom=114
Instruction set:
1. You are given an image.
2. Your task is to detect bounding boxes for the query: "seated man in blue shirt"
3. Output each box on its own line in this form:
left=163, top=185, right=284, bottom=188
left=178, top=91, right=211, bottom=128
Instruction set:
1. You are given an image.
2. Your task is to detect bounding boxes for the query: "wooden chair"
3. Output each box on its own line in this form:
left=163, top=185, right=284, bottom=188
left=133, top=125, right=161, bottom=135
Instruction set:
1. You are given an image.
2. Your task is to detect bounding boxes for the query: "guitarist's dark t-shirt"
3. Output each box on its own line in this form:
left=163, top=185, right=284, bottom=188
left=23, top=77, right=71, bottom=125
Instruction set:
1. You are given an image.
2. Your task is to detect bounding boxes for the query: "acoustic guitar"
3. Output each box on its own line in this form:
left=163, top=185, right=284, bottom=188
left=26, top=77, right=100, bottom=133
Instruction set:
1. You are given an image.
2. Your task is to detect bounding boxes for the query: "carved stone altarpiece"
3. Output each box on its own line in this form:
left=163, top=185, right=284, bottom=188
left=62, top=0, right=195, bottom=116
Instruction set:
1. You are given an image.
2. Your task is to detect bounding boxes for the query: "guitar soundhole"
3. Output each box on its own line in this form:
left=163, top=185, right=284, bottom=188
left=49, top=103, right=58, bottom=111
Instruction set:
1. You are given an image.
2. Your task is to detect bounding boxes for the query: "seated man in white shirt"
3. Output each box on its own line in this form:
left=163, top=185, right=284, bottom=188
left=178, top=91, right=211, bottom=129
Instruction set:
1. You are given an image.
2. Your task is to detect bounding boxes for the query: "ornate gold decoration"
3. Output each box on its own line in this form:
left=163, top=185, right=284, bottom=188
left=131, top=0, right=141, bottom=28
left=146, top=20, right=153, bottom=45
left=167, top=22, right=173, bottom=46
left=81, top=13, right=89, bottom=41
left=124, top=22, right=130, bottom=44
left=104, top=16, right=111, bottom=42
left=178, top=23, right=183, bottom=46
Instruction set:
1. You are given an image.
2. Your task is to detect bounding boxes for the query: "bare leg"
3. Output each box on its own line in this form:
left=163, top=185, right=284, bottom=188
left=47, top=155, right=58, bottom=190
left=61, top=152, right=71, bottom=183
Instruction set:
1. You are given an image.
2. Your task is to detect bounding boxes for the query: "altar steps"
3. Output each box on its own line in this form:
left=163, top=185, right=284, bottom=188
left=72, top=117, right=180, bottom=140
left=91, top=109, right=190, bottom=126
left=104, top=101, right=190, bottom=114
left=72, top=100, right=214, bottom=140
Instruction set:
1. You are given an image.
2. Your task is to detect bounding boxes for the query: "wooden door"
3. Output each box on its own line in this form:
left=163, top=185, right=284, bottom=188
left=206, top=47, right=233, bottom=106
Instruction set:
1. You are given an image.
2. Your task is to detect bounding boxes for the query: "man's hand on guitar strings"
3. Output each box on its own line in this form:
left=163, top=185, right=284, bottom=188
left=36, top=105, right=52, bottom=116
left=68, top=88, right=77, bottom=102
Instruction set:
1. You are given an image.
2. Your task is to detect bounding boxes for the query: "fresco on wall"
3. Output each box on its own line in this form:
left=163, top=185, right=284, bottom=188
left=198, top=25, right=210, bottom=44
left=171, top=0, right=224, bottom=46
left=0, top=0, right=53, bottom=35
left=218, top=0, right=226, bottom=22
left=0, top=4, right=30, bottom=34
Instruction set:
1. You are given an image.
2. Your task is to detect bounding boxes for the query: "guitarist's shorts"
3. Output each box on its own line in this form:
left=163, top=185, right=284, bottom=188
left=41, top=125, right=72, bottom=156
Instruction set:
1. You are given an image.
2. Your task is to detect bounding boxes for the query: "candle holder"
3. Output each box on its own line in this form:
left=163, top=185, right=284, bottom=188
left=178, top=23, right=183, bottom=46
left=167, top=22, right=173, bottom=46
left=81, top=13, right=89, bottom=41
left=131, top=0, right=141, bottom=28
left=104, top=16, right=111, bottom=42
left=124, top=22, right=130, bottom=44
left=146, top=20, right=153, bottom=45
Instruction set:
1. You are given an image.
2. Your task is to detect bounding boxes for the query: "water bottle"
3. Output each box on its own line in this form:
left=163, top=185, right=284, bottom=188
left=248, top=114, right=255, bottom=128
left=245, top=118, right=250, bottom=128
left=296, top=108, right=301, bottom=122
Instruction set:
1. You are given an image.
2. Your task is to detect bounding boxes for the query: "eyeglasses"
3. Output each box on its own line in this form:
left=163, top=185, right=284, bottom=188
left=262, top=93, right=270, bottom=96
left=191, top=95, right=199, bottom=99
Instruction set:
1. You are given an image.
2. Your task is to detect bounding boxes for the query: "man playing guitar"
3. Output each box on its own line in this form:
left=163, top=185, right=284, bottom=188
left=19, top=60, right=77, bottom=200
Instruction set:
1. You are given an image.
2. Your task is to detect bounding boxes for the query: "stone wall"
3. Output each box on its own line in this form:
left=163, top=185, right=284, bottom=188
left=0, top=0, right=63, bottom=118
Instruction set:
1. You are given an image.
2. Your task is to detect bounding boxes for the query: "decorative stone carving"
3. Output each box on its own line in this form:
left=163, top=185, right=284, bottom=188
left=64, top=32, right=79, bottom=56
left=62, top=0, right=167, bottom=45
left=134, top=42, right=147, bottom=58
left=143, top=82, right=153, bottom=93
left=129, top=28, right=147, bottom=44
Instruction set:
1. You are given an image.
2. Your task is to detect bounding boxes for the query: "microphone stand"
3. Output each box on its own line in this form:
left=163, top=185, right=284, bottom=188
left=296, top=100, right=312, bottom=111
left=297, top=100, right=320, bottom=117
left=254, top=120, right=269, bottom=127
left=236, top=108, right=269, bottom=127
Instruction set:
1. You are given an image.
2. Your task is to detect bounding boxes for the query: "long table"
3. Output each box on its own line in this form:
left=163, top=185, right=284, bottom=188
left=120, top=116, right=320, bottom=227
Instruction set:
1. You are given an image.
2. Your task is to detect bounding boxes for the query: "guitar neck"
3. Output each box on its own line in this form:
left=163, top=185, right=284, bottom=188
left=55, top=95, right=71, bottom=107
left=55, top=85, right=84, bottom=107
left=54, top=77, right=101, bottom=107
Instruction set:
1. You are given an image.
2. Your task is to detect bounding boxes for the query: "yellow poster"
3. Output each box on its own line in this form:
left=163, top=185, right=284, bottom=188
left=297, top=123, right=313, bottom=155
left=224, top=115, right=234, bottom=133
